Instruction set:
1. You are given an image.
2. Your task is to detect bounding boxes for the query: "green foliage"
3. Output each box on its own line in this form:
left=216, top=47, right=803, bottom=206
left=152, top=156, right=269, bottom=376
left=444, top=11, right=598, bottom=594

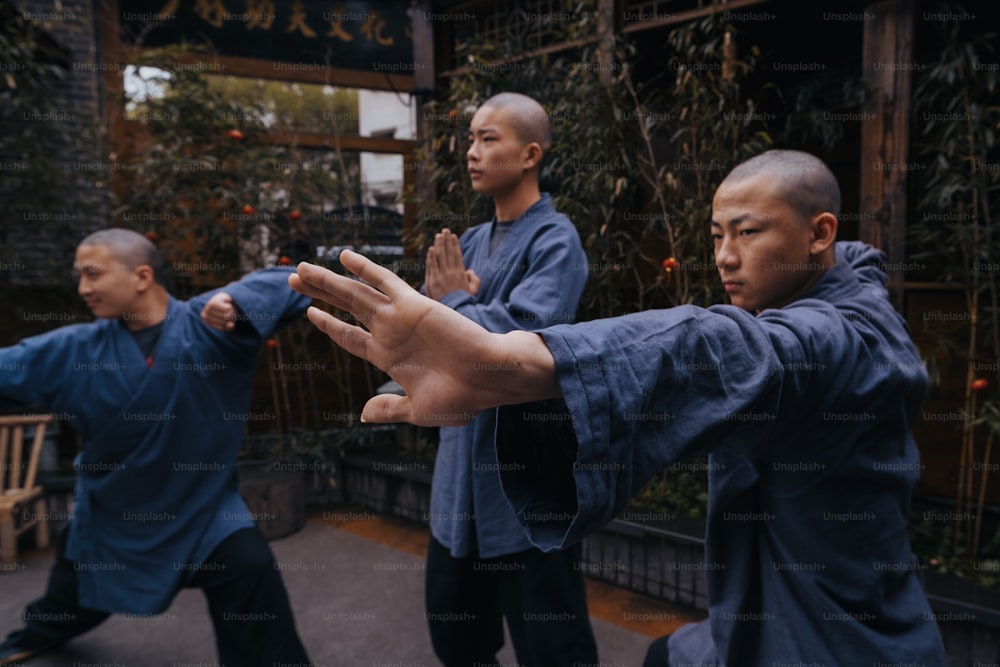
left=780, top=70, right=869, bottom=152
left=405, top=3, right=786, bottom=520
left=258, top=426, right=386, bottom=466
left=244, top=425, right=395, bottom=504
left=114, top=48, right=387, bottom=448
left=630, top=462, right=709, bottom=520
left=116, top=47, right=362, bottom=290
left=405, top=6, right=772, bottom=321
left=907, top=4, right=999, bottom=583
left=407, top=2, right=784, bottom=517
left=651, top=16, right=773, bottom=308
left=909, top=504, right=1000, bottom=589
left=202, top=76, right=359, bottom=134
left=0, top=1, right=100, bottom=271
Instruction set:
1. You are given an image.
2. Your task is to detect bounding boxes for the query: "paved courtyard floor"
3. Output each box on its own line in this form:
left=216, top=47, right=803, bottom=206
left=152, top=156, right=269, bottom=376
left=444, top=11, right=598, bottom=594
left=0, top=507, right=702, bottom=666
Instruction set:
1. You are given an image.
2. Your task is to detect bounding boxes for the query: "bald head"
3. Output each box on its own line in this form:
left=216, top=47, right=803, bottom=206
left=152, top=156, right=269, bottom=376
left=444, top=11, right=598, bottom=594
left=79, top=228, right=166, bottom=285
left=722, top=150, right=841, bottom=220
left=479, top=92, right=552, bottom=155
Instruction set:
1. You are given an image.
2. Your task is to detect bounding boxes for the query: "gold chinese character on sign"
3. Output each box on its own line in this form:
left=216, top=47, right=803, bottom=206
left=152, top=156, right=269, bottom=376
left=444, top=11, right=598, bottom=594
left=245, top=0, right=276, bottom=30
left=359, top=9, right=393, bottom=46
left=325, top=4, right=354, bottom=42
left=193, top=0, right=227, bottom=28
left=286, top=0, right=317, bottom=37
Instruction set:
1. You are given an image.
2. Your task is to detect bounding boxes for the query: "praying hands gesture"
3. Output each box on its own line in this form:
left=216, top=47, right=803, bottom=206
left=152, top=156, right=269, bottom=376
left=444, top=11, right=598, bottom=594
left=424, top=228, right=481, bottom=300
left=289, top=250, right=558, bottom=426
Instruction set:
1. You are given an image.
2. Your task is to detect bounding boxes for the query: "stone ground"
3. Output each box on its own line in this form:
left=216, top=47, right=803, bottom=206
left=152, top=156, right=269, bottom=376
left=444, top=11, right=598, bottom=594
left=0, top=506, right=703, bottom=666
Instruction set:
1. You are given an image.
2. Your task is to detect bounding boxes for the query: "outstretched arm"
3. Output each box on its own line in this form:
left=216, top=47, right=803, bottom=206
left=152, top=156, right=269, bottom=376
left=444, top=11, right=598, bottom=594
left=289, top=250, right=559, bottom=425
left=193, top=267, right=311, bottom=344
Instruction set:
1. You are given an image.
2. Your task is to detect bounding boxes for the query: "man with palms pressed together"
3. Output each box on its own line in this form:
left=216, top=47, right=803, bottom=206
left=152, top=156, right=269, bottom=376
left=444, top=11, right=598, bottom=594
left=421, top=92, right=597, bottom=667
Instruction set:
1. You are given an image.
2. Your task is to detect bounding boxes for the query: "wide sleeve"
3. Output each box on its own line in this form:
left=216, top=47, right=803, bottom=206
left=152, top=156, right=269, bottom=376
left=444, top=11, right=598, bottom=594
left=494, top=304, right=835, bottom=550
left=439, top=225, right=588, bottom=333
left=0, top=326, right=84, bottom=412
left=189, top=267, right=311, bottom=343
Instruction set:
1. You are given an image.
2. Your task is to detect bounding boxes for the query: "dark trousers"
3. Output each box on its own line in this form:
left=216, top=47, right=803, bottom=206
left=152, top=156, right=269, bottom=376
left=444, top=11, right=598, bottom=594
left=644, top=620, right=717, bottom=667
left=643, top=634, right=671, bottom=667
left=425, top=536, right=598, bottom=667
left=5, top=525, right=310, bottom=666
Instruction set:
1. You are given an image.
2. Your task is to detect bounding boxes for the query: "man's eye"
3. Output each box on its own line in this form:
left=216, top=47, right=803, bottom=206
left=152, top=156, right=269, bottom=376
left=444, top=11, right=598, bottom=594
left=740, top=229, right=758, bottom=236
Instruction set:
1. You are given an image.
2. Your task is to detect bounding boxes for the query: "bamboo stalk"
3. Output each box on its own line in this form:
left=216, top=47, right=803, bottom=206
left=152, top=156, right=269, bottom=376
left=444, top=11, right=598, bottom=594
left=266, top=341, right=284, bottom=447
left=955, top=91, right=981, bottom=569
left=971, top=428, right=993, bottom=564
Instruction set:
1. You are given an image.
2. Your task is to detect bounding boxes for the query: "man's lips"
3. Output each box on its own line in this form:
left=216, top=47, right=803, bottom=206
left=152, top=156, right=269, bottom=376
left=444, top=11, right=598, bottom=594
left=722, top=280, right=743, bottom=292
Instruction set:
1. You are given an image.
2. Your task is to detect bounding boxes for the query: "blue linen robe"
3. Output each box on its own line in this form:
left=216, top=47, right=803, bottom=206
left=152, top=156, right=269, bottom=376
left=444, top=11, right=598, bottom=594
left=430, top=194, right=589, bottom=558
left=0, top=268, right=309, bottom=614
left=494, top=241, right=947, bottom=664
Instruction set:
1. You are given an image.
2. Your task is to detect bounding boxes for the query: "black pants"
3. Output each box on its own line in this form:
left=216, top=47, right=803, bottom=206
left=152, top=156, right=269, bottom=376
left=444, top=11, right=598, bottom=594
left=643, top=634, right=671, bottom=667
left=4, top=525, right=310, bottom=666
left=425, top=536, right=598, bottom=667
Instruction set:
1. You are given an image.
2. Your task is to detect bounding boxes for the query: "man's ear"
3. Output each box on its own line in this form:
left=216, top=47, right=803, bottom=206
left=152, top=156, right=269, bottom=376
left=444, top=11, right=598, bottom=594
left=810, top=212, right=838, bottom=255
left=134, top=264, right=156, bottom=292
left=522, top=142, right=543, bottom=171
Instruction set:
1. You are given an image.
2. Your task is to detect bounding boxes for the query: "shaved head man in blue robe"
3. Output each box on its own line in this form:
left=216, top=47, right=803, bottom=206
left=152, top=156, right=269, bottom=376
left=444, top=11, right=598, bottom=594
left=422, top=92, right=597, bottom=667
left=289, top=150, right=949, bottom=666
left=0, top=229, right=313, bottom=665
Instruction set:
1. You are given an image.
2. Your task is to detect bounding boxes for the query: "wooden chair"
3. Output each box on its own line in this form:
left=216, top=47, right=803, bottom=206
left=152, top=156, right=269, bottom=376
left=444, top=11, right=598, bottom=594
left=0, top=414, right=53, bottom=570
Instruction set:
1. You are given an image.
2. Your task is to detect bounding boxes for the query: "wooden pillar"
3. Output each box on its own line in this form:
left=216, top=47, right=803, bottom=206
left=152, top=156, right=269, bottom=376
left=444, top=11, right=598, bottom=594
left=408, top=0, right=435, bottom=253
left=596, top=0, right=617, bottom=87
left=97, top=0, right=125, bottom=157
left=410, top=0, right=435, bottom=100
left=859, top=0, right=915, bottom=312
left=96, top=0, right=131, bottom=226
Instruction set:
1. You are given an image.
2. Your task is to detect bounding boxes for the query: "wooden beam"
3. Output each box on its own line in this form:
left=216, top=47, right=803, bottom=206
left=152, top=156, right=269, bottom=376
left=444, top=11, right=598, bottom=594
left=438, top=34, right=599, bottom=78
left=262, top=131, right=414, bottom=155
left=438, top=0, right=773, bottom=78
left=120, top=46, right=415, bottom=92
left=859, top=0, right=915, bottom=312
left=117, top=120, right=415, bottom=155
left=904, top=281, right=966, bottom=291
left=621, top=0, right=773, bottom=34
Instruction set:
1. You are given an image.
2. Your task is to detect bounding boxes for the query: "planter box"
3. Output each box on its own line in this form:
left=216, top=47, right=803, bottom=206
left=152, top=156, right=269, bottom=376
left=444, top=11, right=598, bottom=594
left=337, top=454, right=709, bottom=610
left=238, top=461, right=306, bottom=540
left=31, top=462, right=309, bottom=545
left=340, top=454, right=433, bottom=523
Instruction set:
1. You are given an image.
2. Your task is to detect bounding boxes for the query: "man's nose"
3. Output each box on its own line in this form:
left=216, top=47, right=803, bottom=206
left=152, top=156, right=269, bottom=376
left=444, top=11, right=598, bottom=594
left=715, top=237, right=739, bottom=271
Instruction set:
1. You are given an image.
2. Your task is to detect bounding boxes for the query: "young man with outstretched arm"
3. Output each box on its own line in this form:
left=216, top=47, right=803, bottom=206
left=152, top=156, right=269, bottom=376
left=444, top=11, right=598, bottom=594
left=291, top=150, right=947, bottom=666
